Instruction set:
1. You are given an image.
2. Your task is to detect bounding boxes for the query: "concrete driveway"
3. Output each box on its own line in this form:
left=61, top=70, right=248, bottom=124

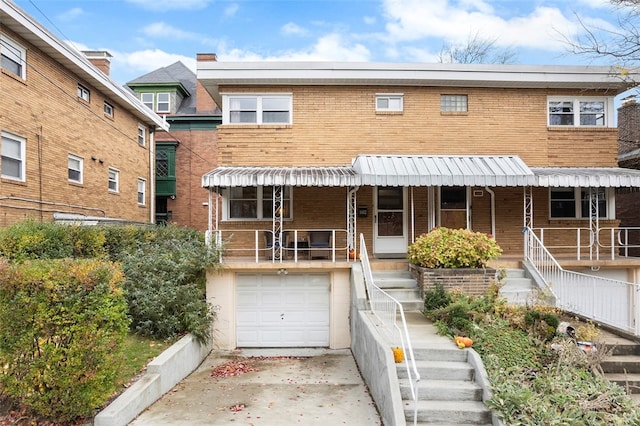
left=129, top=348, right=381, bottom=425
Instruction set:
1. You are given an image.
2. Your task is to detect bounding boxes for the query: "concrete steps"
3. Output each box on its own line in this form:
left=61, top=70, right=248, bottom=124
left=499, top=268, right=539, bottom=305
left=372, top=269, right=423, bottom=311
left=397, top=318, right=492, bottom=426
left=599, top=330, right=640, bottom=399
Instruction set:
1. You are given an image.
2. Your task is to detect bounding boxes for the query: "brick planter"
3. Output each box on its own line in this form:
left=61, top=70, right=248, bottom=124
left=409, top=264, right=496, bottom=297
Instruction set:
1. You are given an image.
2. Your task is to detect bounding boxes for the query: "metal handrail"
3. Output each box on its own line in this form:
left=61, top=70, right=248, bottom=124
left=359, top=233, right=421, bottom=425
left=524, top=227, right=640, bottom=336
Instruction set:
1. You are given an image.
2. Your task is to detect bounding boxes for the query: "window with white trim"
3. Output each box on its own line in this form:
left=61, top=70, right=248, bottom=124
left=223, top=95, right=292, bottom=125
left=1, top=34, right=26, bottom=79
left=376, top=94, right=403, bottom=112
left=137, top=178, right=146, bottom=205
left=141, top=93, right=154, bottom=110
left=226, top=186, right=292, bottom=220
left=108, top=168, right=119, bottom=192
left=157, top=93, right=170, bottom=113
left=137, top=124, right=146, bottom=146
left=104, top=101, right=114, bottom=117
left=548, top=97, right=610, bottom=127
left=550, top=187, right=612, bottom=219
left=1, top=131, right=25, bottom=181
left=441, top=94, right=468, bottom=112
left=68, top=154, right=83, bottom=183
left=77, top=84, right=90, bottom=102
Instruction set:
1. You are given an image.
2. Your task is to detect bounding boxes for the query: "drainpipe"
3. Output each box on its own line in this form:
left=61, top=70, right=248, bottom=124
left=484, top=187, right=496, bottom=238
left=149, top=128, right=155, bottom=224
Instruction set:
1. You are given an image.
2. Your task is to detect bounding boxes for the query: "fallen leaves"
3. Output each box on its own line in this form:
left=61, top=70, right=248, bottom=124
left=210, top=356, right=309, bottom=379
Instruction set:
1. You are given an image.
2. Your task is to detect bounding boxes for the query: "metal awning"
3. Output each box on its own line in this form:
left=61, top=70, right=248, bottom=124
left=532, top=167, right=640, bottom=187
left=201, top=166, right=359, bottom=188
left=351, top=155, right=535, bottom=186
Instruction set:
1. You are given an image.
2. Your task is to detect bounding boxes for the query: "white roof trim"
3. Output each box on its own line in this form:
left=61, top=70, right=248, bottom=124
left=532, top=168, right=640, bottom=187
left=352, top=155, right=535, bottom=187
left=202, top=166, right=359, bottom=188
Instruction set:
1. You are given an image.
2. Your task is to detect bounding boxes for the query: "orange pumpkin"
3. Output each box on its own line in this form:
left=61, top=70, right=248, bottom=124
left=392, top=347, right=404, bottom=363
left=461, top=337, right=474, bottom=347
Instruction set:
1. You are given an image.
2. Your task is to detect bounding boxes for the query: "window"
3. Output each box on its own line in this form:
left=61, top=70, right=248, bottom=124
left=137, top=124, right=146, bottom=146
left=441, top=95, right=468, bottom=112
left=137, top=178, right=146, bottom=205
left=227, top=186, right=292, bottom=220
left=1, top=131, right=25, bottom=181
left=104, top=101, right=114, bottom=117
left=376, top=94, right=403, bottom=112
left=108, top=168, right=119, bottom=192
left=157, top=93, right=170, bottom=113
left=141, top=93, right=154, bottom=110
left=550, top=187, right=610, bottom=219
left=548, top=97, right=609, bottom=127
left=68, top=155, right=83, bottom=183
left=223, top=95, right=292, bottom=125
left=77, top=84, right=90, bottom=102
left=1, top=34, right=26, bottom=79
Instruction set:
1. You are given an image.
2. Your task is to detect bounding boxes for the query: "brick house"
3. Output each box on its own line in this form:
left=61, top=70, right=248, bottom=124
left=197, top=61, right=640, bottom=349
left=0, top=0, right=168, bottom=225
left=126, top=56, right=221, bottom=230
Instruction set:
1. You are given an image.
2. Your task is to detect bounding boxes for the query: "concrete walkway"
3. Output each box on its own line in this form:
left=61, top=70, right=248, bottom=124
left=129, top=348, right=381, bottom=425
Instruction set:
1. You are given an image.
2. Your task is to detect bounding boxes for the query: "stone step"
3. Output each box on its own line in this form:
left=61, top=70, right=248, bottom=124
left=382, top=287, right=421, bottom=300
left=397, top=360, right=474, bottom=381
left=501, top=277, right=533, bottom=290
left=505, top=268, right=526, bottom=278
left=372, top=271, right=417, bottom=289
left=603, top=373, right=640, bottom=393
left=601, top=355, right=640, bottom=374
left=404, top=400, right=491, bottom=424
left=412, top=346, right=469, bottom=362
left=399, top=379, right=483, bottom=401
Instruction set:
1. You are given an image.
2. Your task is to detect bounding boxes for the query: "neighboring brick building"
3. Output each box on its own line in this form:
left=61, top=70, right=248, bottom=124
left=0, top=0, right=168, bottom=226
left=126, top=57, right=220, bottom=230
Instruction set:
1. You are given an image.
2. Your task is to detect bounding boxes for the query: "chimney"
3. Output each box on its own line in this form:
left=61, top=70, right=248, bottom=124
left=82, top=50, right=112, bottom=76
left=196, top=53, right=218, bottom=113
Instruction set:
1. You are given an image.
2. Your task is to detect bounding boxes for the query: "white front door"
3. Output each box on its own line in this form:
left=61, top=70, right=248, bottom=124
left=236, top=273, right=330, bottom=347
left=374, top=186, right=408, bottom=257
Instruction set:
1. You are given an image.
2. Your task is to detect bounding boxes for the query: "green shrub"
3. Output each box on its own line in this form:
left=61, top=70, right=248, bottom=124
left=115, top=226, right=220, bottom=342
left=407, top=227, right=502, bottom=268
left=0, top=259, right=129, bottom=422
left=423, top=281, right=452, bottom=311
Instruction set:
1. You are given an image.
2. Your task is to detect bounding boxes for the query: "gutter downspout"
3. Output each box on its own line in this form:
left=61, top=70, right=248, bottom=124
left=484, top=187, right=496, bottom=238
left=149, top=128, right=155, bottom=224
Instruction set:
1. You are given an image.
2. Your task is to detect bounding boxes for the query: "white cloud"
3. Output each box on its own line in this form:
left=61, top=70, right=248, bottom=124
left=363, top=16, right=376, bottom=25
left=380, top=0, right=590, bottom=51
left=125, top=0, right=210, bottom=11
left=57, top=7, right=84, bottom=22
left=224, top=3, right=239, bottom=18
left=575, top=0, right=611, bottom=8
left=142, top=22, right=198, bottom=40
left=218, top=33, right=370, bottom=62
left=281, top=22, right=309, bottom=36
left=115, top=49, right=197, bottom=81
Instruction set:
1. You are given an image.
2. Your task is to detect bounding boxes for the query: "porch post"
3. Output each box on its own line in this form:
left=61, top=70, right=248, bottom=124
left=273, top=185, right=284, bottom=262
left=428, top=187, right=436, bottom=231
left=588, top=187, right=600, bottom=261
left=524, top=186, right=533, bottom=259
left=410, top=187, right=415, bottom=243
left=347, top=187, right=358, bottom=255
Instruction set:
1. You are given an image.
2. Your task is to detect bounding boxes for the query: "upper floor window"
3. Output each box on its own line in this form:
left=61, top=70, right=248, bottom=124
left=225, top=186, right=292, bottom=220
left=223, top=94, right=292, bottom=125
left=77, top=84, right=90, bottom=102
left=104, top=101, right=114, bottom=117
left=548, top=97, right=609, bottom=127
left=137, top=178, right=146, bottom=205
left=1, top=131, right=25, bottom=181
left=141, top=93, right=154, bottom=110
left=441, top=94, right=468, bottom=112
left=157, top=93, right=170, bottom=113
left=137, top=124, right=146, bottom=146
left=108, top=168, right=119, bottom=192
left=1, top=34, right=26, bottom=79
left=550, top=187, right=611, bottom=219
left=68, top=154, right=83, bottom=184
left=376, top=94, right=403, bottom=112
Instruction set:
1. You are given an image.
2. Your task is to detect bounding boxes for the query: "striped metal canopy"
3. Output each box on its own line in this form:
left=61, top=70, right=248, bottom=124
left=532, top=167, right=640, bottom=187
left=201, top=166, right=359, bottom=188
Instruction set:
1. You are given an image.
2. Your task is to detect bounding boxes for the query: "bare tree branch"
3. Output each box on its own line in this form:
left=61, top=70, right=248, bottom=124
left=438, top=32, right=518, bottom=64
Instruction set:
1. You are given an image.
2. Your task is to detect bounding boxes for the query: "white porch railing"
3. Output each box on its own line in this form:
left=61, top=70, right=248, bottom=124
left=205, top=228, right=351, bottom=263
left=533, top=226, right=640, bottom=261
left=359, top=233, right=421, bottom=425
left=524, top=227, right=640, bottom=336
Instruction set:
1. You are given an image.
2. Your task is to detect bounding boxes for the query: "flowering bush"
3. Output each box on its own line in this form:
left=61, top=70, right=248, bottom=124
left=407, top=227, right=502, bottom=268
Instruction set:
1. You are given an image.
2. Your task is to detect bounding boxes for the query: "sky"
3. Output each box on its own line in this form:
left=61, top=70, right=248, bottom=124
left=12, top=0, right=632, bottom=85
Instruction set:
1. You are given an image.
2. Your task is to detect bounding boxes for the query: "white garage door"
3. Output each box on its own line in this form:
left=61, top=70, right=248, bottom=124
left=236, top=273, right=330, bottom=347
